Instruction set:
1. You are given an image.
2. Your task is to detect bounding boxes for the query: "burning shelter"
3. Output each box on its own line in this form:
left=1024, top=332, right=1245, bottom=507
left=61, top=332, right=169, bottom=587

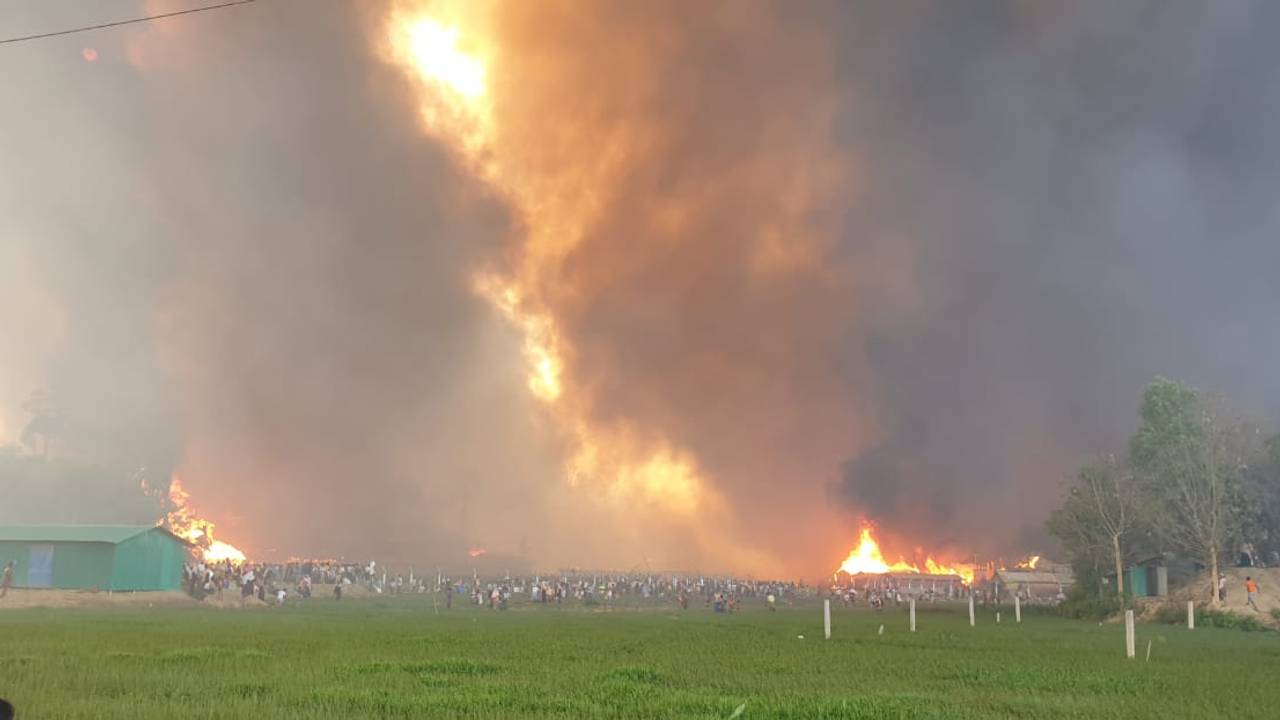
left=0, top=525, right=189, bottom=591
left=989, top=564, right=1076, bottom=601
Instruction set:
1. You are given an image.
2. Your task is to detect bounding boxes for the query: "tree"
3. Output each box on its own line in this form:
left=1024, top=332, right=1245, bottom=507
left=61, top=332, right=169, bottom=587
left=1130, top=378, right=1262, bottom=607
left=19, top=389, right=64, bottom=460
left=1048, top=456, right=1136, bottom=601
left=1240, top=434, right=1280, bottom=564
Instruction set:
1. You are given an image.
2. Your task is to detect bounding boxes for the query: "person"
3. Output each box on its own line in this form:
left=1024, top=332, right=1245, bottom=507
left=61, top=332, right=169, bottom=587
left=1, top=561, right=13, bottom=599
left=767, top=592, right=776, bottom=611
left=1245, top=576, right=1260, bottom=612
left=333, top=583, right=342, bottom=601
left=1218, top=574, right=1227, bottom=603
left=446, top=584, right=454, bottom=609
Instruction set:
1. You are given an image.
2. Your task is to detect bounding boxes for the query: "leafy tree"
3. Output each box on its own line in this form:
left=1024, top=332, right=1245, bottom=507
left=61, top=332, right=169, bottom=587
left=1240, top=434, right=1280, bottom=563
left=1047, top=456, right=1137, bottom=601
left=19, top=388, right=64, bottom=460
left=1130, top=378, right=1263, bottom=607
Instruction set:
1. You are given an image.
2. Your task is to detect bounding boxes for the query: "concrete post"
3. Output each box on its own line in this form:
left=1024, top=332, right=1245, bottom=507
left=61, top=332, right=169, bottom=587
left=823, top=598, right=831, bottom=640
left=1125, top=609, right=1136, bottom=659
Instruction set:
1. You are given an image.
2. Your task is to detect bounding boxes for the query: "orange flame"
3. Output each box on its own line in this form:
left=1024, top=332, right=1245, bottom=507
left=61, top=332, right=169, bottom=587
left=161, top=476, right=246, bottom=564
left=467, top=547, right=488, bottom=558
left=377, top=2, right=784, bottom=575
left=837, top=526, right=973, bottom=585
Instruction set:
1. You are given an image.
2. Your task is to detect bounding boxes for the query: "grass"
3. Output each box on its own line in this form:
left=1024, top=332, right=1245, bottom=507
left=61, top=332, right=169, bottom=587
left=1, top=597, right=1276, bottom=719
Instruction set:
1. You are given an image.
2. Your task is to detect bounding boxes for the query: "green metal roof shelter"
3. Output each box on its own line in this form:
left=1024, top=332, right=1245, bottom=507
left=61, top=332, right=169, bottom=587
left=0, top=525, right=189, bottom=591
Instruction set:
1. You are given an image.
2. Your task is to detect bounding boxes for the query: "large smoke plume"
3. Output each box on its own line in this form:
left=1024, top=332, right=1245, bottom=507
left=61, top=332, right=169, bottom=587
left=2, top=1, right=1279, bottom=576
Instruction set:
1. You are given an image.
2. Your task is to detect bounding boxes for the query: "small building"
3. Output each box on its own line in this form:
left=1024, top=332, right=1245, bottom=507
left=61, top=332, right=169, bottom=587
left=1104, top=555, right=1168, bottom=598
left=991, top=565, right=1076, bottom=601
left=844, top=572, right=968, bottom=597
left=0, top=525, right=189, bottom=591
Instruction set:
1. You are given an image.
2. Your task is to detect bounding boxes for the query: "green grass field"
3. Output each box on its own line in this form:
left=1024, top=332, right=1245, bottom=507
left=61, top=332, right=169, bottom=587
left=1, top=597, right=1276, bottom=719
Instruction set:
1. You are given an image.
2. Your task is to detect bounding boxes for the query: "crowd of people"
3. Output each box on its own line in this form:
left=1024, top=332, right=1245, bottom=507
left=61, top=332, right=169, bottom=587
left=181, top=561, right=810, bottom=610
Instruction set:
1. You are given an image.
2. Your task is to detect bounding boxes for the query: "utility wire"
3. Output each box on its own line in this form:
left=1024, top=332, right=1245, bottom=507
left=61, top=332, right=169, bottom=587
left=0, top=0, right=256, bottom=46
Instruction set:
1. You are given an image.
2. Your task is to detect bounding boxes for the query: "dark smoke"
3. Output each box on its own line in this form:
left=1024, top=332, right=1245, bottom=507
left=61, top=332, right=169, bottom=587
left=835, top=1, right=1280, bottom=552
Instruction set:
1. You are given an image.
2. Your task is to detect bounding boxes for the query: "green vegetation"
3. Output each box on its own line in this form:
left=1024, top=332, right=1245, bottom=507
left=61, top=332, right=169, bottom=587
left=1150, top=603, right=1264, bottom=632
left=1049, top=377, right=1279, bottom=608
left=2, top=598, right=1277, bottom=719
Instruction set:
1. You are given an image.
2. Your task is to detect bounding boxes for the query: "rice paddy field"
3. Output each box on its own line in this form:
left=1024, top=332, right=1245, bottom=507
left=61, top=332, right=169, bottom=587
left=1, top=597, right=1277, bottom=719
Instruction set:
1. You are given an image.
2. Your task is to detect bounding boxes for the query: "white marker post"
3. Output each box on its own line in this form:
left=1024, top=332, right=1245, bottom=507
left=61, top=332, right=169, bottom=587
left=909, top=597, right=916, bottom=632
left=996, top=611, right=1001, bottom=623
left=968, top=594, right=975, bottom=627
left=1015, top=595, right=1021, bottom=623
left=1124, top=609, right=1136, bottom=659
left=1187, top=600, right=1195, bottom=630
left=823, top=598, right=832, bottom=640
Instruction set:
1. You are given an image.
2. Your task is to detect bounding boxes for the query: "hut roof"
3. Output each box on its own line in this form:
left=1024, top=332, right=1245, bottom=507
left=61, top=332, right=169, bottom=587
left=0, top=524, right=187, bottom=545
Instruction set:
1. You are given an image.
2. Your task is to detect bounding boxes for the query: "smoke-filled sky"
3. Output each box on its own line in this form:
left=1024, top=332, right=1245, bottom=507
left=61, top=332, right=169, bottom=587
left=2, top=0, right=1279, bottom=576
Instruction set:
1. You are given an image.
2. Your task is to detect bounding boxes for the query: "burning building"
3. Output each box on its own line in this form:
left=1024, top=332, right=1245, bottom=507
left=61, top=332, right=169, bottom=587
left=834, top=526, right=974, bottom=595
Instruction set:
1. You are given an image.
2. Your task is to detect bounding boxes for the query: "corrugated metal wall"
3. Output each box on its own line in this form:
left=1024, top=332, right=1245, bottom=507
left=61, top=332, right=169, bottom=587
left=0, top=530, right=184, bottom=591
left=0, top=541, right=31, bottom=586
left=110, top=529, right=184, bottom=591
left=0, top=541, right=113, bottom=589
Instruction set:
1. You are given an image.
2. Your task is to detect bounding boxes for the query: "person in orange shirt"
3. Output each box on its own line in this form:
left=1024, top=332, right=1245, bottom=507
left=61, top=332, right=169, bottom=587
left=1244, top=576, right=1260, bottom=611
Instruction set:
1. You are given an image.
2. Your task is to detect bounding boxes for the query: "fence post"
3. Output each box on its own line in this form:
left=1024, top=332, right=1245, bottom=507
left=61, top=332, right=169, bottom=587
left=910, top=597, right=916, bottom=632
left=1125, top=609, right=1136, bottom=659
left=968, top=594, right=975, bottom=627
left=1015, top=595, right=1021, bottom=623
left=1187, top=600, right=1194, bottom=630
left=823, top=598, right=831, bottom=640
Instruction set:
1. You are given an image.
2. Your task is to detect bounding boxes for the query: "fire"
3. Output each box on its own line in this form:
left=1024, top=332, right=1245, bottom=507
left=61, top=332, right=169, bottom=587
left=380, top=5, right=737, bottom=531
left=1017, top=555, right=1041, bottom=569
left=468, top=547, right=488, bottom=558
left=398, top=17, right=485, bottom=100
left=161, top=476, right=246, bottom=564
left=837, top=526, right=973, bottom=585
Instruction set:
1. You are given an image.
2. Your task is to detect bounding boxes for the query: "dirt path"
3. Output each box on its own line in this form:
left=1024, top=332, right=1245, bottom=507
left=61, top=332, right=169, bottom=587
left=0, top=588, right=196, bottom=609
left=1174, top=566, right=1280, bottom=621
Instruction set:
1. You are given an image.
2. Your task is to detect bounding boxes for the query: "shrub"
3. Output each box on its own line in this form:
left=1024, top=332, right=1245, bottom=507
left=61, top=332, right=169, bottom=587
left=1150, top=603, right=1263, bottom=631
left=1195, top=609, right=1262, bottom=632
left=1057, top=591, right=1122, bottom=621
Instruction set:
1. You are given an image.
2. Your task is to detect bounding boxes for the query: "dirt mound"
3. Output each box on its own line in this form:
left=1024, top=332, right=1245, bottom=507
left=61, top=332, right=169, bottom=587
left=1166, top=566, right=1280, bottom=625
left=0, top=588, right=196, bottom=610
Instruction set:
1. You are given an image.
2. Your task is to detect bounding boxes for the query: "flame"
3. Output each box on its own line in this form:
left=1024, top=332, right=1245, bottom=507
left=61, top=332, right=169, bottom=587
left=837, top=526, right=973, bottom=585
left=398, top=17, right=485, bottom=100
left=467, top=547, right=488, bottom=558
left=379, top=2, right=766, bottom=568
left=1016, top=555, right=1041, bottom=569
left=161, top=475, right=246, bottom=564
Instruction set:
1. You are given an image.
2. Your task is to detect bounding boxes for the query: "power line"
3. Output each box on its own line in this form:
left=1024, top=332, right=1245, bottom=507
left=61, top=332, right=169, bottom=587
left=0, top=0, right=256, bottom=46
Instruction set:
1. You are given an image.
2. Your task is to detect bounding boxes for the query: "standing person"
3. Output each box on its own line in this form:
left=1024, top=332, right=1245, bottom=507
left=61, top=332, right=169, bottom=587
left=1245, top=577, right=1260, bottom=612
left=1217, top=574, right=1227, bottom=603
left=1, top=561, right=13, bottom=598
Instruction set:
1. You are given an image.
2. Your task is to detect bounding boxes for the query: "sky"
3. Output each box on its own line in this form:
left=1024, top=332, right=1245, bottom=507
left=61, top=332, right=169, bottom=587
left=1, top=0, right=1278, bottom=576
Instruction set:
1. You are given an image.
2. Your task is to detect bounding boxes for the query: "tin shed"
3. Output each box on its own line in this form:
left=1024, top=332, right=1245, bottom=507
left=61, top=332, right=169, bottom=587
left=0, top=525, right=188, bottom=591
